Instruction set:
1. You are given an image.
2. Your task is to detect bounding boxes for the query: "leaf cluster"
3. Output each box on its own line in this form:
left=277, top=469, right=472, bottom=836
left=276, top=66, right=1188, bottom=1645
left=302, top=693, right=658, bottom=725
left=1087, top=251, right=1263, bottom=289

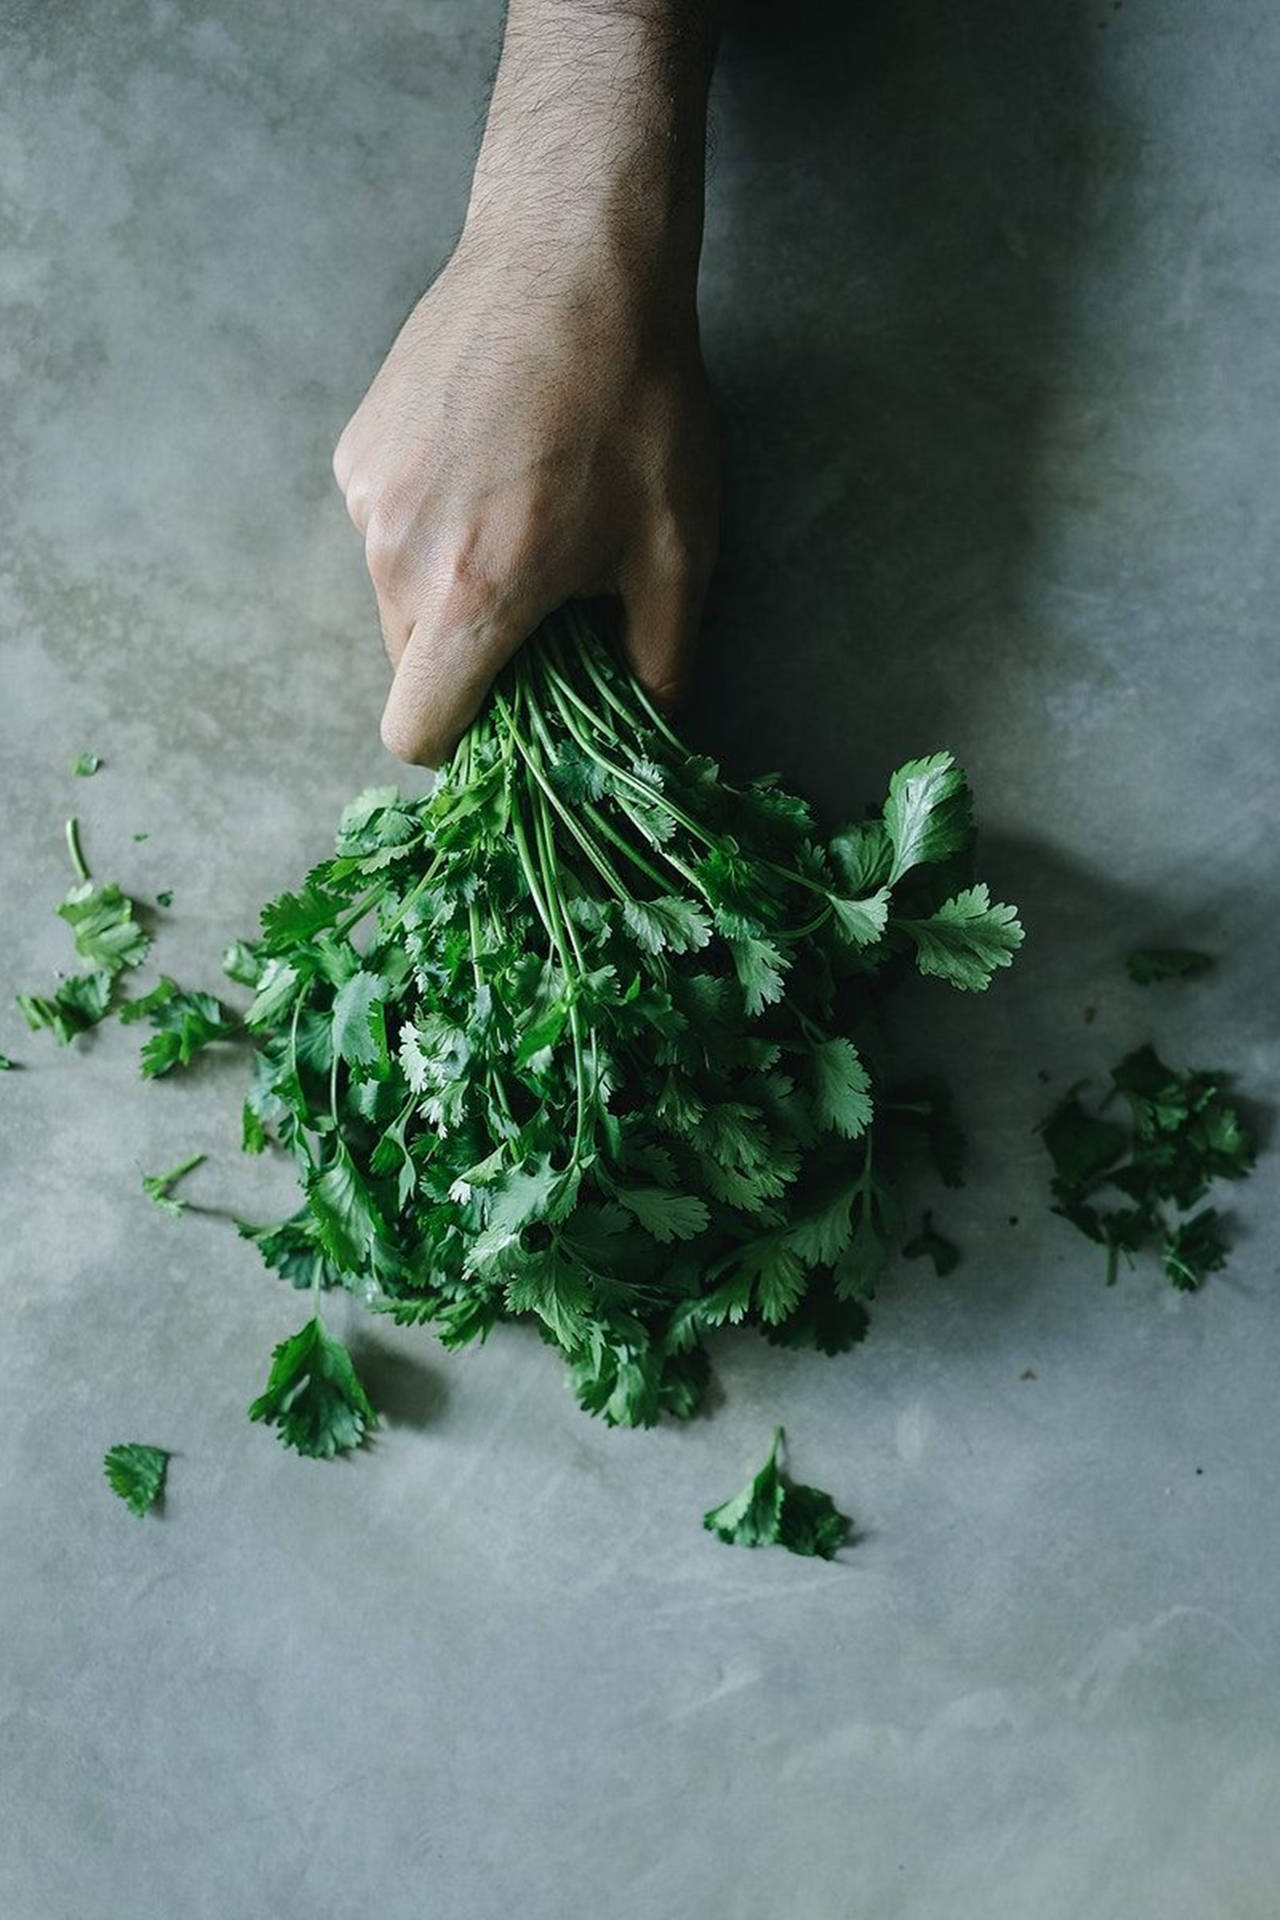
left=702, top=1428, right=851, bottom=1559
left=1041, top=1043, right=1255, bottom=1289
left=229, top=605, right=1021, bottom=1444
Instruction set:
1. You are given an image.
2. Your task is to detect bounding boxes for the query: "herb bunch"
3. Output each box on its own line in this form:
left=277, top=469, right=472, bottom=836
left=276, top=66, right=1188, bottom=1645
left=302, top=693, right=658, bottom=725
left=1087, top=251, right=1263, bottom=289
left=230, top=605, right=1021, bottom=1449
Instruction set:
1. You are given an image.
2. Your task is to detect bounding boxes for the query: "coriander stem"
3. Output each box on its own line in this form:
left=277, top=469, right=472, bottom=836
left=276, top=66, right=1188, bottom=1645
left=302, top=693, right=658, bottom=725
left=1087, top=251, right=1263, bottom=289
left=65, top=816, right=90, bottom=885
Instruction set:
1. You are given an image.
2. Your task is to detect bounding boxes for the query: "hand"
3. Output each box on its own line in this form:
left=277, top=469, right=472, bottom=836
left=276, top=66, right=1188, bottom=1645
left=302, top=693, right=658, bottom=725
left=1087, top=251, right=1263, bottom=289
left=333, top=231, right=718, bottom=767
left=332, top=0, right=721, bottom=768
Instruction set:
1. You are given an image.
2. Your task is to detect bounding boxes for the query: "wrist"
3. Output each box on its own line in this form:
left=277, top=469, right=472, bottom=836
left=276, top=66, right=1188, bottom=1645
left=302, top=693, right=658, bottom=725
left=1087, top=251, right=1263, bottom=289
left=462, top=0, right=716, bottom=307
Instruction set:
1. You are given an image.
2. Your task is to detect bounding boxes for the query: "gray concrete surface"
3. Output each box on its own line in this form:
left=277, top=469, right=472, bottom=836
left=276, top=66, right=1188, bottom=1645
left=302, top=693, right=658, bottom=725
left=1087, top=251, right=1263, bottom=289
left=2, top=3, right=1278, bottom=1915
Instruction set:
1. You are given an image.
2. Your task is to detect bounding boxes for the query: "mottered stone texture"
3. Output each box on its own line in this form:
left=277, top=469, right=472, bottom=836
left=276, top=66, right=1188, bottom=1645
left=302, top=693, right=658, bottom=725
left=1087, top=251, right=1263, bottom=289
left=1, top=3, right=1277, bottom=1917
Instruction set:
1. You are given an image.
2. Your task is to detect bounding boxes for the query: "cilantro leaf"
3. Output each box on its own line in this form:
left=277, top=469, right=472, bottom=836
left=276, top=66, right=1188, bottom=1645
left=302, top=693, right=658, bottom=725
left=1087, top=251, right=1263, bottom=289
left=141, top=1153, right=205, bottom=1216
left=826, top=886, right=891, bottom=948
left=1162, top=1209, right=1229, bottom=1291
left=119, top=976, right=240, bottom=1076
left=703, top=1429, right=852, bottom=1559
left=882, top=752, right=973, bottom=885
left=221, top=940, right=263, bottom=988
left=104, top=1442, right=169, bottom=1515
left=57, top=881, right=150, bottom=974
left=248, top=1316, right=377, bottom=1458
left=331, top=968, right=389, bottom=1073
left=614, top=1186, right=709, bottom=1243
left=897, top=885, right=1024, bottom=991
left=72, top=753, right=102, bottom=777
left=17, top=969, right=115, bottom=1044
left=809, top=1037, right=873, bottom=1139
left=726, top=933, right=787, bottom=1017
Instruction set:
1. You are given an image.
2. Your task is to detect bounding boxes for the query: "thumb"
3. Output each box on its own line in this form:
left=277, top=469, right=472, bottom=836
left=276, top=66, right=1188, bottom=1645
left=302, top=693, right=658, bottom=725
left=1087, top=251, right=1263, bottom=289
left=619, top=557, right=709, bottom=713
left=379, top=592, right=545, bottom=768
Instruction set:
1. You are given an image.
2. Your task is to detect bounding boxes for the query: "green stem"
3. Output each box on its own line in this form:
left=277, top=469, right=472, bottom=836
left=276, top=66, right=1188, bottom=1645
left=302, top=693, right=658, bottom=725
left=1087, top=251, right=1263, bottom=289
left=527, top=777, right=590, bottom=1168
left=65, top=817, right=90, bottom=885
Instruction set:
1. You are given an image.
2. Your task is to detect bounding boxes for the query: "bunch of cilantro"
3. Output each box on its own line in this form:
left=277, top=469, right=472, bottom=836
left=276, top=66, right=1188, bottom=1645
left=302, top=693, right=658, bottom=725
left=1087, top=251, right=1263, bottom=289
left=226, top=604, right=1022, bottom=1451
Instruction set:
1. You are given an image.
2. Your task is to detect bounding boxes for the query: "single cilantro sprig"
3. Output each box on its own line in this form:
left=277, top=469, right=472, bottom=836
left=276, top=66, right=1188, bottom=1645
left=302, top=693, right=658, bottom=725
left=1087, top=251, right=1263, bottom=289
left=119, top=977, right=239, bottom=1077
left=248, top=1316, right=378, bottom=1458
left=72, top=753, right=102, bottom=777
left=104, top=1442, right=169, bottom=1515
left=16, top=819, right=151, bottom=1044
left=1042, top=1044, right=1255, bottom=1288
left=141, top=1153, right=205, bottom=1216
left=703, top=1428, right=852, bottom=1559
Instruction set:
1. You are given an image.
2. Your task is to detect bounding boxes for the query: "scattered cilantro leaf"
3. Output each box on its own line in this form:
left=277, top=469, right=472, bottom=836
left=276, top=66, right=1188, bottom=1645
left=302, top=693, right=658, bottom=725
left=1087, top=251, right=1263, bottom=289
left=72, top=753, right=102, bottom=777
left=141, top=1153, right=205, bottom=1216
left=1042, top=1044, right=1255, bottom=1291
left=17, top=969, right=115, bottom=1044
left=119, top=976, right=239, bottom=1076
left=703, top=1429, right=852, bottom=1560
left=248, top=1316, right=377, bottom=1458
left=57, top=881, right=150, bottom=974
left=103, top=1442, right=169, bottom=1516
left=156, top=889, right=174, bottom=908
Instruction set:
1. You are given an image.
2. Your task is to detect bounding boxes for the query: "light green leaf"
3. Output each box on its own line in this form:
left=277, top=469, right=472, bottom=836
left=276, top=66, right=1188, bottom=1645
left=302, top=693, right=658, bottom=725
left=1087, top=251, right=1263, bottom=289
left=898, top=884, right=1024, bottom=991
left=809, top=1037, right=873, bottom=1139
left=826, top=886, right=891, bottom=948
left=103, top=1442, right=169, bottom=1515
left=882, top=752, right=972, bottom=885
left=615, top=1186, right=709, bottom=1244
left=331, top=969, right=388, bottom=1072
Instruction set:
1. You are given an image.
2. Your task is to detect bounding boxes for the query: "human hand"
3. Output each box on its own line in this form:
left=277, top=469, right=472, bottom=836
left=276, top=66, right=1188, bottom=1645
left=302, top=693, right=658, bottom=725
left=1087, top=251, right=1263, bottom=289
left=332, top=1, right=721, bottom=767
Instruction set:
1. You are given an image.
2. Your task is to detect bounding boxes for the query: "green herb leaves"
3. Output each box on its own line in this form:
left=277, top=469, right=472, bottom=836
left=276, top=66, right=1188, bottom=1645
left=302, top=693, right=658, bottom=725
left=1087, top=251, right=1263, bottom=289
left=141, top=1154, right=205, bottom=1216
left=1042, top=1045, right=1255, bottom=1287
left=104, top=1442, right=169, bottom=1515
left=248, top=1317, right=378, bottom=1458
left=702, top=1429, right=851, bottom=1559
left=225, top=607, right=1019, bottom=1438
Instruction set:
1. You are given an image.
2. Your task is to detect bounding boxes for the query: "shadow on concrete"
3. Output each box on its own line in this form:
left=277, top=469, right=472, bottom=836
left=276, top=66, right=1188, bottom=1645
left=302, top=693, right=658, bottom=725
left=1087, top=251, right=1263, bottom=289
left=698, top=0, right=1101, bottom=799
left=347, top=1332, right=447, bottom=1433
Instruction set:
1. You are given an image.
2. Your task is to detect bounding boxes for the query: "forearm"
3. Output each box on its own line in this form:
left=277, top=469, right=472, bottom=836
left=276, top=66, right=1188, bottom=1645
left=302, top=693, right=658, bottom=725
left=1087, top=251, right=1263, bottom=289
left=465, top=0, right=721, bottom=307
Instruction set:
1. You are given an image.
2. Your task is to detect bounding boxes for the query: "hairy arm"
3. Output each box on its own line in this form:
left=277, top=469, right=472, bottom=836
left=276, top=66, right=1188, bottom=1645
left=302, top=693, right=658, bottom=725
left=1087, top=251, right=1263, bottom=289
left=333, top=0, right=723, bottom=766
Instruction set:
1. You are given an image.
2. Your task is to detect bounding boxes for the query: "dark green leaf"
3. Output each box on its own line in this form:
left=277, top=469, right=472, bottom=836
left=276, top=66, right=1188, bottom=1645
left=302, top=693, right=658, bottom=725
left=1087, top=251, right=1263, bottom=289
left=104, top=1443, right=169, bottom=1515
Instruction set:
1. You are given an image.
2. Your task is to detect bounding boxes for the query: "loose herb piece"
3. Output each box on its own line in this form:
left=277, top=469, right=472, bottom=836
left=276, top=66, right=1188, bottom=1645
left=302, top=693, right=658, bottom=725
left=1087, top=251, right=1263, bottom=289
left=72, top=753, right=102, bottom=777
left=16, top=820, right=150, bottom=1043
left=1042, top=1043, right=1255, bottom=1287
left=103, top=1442, right=169, bottom=1515
left=17, top=970, right=115, bottom=1045
left=702, top=1428, right=851, bottom=1559
left=141, top=1153, right=205, bottom=1216
left=156, top=890, right=174, bottom=909
left=0, top=1054, right=16, bottom=1070
left=119, top=977, right=239, bottom=1077
left=901, top=1211, right=960, bottom=1277
left=229, top=607, right=1021, bottom=1445
left=1125, top=948, right=1214, bottom=985
left=248, top=1317, right=378, bottom=1458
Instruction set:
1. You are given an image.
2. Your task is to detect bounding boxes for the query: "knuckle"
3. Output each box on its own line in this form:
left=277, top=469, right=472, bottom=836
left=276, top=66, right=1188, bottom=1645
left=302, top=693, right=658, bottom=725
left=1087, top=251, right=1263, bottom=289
left=363, top=498, right=405, bottom=587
